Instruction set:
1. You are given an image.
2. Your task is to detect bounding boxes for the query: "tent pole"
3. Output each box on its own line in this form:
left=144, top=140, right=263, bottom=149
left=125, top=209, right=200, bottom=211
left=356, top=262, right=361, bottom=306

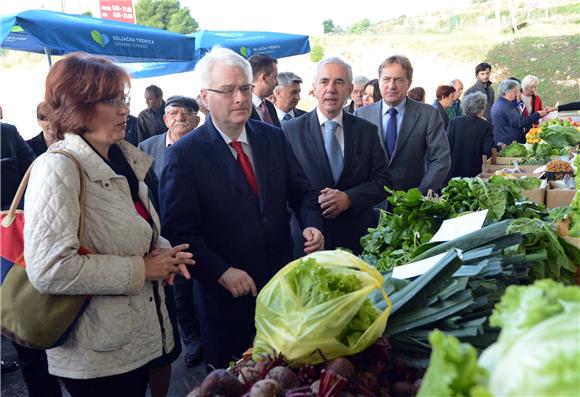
left=44, top=48, right=52, bottom=66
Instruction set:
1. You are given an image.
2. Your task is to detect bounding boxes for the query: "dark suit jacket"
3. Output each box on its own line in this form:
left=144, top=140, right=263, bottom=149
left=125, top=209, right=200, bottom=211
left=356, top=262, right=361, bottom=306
left=138, top=132, right=167, bottom=179
left=159, top=117, right=322, bottom=368
left=355, top=98, right=451, bottom=193
left=1, top=123, right=36, bottom=210
left=293, top=108, right=307, bottom=117
left=250, top=99, right=281, bottom=127
left=465, top=80, right=495, bottom=122
left=26, top=132, right=48, bottom=156
left=446, top=115, right=495, bottom=181
left=282, top=111, right=389, bottom=254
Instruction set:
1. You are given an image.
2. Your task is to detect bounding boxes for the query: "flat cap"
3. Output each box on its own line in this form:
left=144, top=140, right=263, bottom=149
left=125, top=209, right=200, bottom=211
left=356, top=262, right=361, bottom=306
left=165, top=95, right=199, bottom=112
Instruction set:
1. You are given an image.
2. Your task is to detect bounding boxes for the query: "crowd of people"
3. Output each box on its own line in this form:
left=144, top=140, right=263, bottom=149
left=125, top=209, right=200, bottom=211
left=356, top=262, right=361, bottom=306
left=1, top=48, right=576, bottom=397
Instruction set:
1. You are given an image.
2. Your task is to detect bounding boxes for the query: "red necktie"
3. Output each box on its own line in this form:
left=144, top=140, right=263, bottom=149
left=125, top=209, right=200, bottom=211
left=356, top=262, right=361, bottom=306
left=229, top=141, right=259, bottom=197
left=258, top=101, right=273, bottom=124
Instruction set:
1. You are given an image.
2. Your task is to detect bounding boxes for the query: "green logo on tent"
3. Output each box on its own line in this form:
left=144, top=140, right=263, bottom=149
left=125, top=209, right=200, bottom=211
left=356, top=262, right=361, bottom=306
left=240, top=46, right=249, bottom=57
left=91, top=30, right=109, bottom=47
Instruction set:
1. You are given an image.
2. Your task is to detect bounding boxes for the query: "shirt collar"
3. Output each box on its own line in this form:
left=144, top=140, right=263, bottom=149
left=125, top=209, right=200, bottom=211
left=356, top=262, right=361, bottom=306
left=316, top=107, right=343, bottom=128
left=252, top=93, right=264, bottom=109
left=213, top=120, right=248, bottom=145
left=382, top=98, right=406, bottom=117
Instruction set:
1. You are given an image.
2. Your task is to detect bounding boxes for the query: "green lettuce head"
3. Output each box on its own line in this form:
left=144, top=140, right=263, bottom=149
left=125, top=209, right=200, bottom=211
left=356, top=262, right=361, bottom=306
left=487, top=311, right=580, bottom=396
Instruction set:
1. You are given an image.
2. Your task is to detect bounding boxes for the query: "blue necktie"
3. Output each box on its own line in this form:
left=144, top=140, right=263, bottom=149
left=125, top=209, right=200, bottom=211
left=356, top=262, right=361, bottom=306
left=282, top=113, right=292, bottom=122
left=323, top=120, right=343, bottom=184
left=384, top=107, right=398, bottom=159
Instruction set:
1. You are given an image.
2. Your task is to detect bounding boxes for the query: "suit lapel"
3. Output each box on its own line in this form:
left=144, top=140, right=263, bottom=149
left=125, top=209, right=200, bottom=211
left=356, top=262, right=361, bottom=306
left=202, top=122, right=257, bottom=199
left=246, top=123, right=268, bottom=211
left=392, top=98, right=419, bottom=163
left=305, top=111, right=335, bottom=186
left=340, top=113, right=355, bottom=183
left=265, top=100, right=281, bottom=127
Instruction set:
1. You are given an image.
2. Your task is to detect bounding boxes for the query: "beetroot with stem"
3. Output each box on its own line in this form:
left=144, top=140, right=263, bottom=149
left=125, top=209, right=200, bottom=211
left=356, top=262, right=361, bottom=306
left=325, top=357, right=355, bottom=380
left=318, top=369, right=348, bottom=397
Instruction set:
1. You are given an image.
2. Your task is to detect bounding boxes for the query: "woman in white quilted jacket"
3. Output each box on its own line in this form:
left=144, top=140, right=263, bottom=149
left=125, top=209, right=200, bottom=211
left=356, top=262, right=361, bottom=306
left=23, top=53, right=195, bottom=397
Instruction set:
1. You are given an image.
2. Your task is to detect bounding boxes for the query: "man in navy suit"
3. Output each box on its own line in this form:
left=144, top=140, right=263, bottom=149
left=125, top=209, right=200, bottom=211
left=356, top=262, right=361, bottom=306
left=282, top=57, right=389, bottom=255
left=248, top=54, right=281, bottom=127
left=273, top=72, right=307, bottom=122
left=159, top=47, right=324, bottom=370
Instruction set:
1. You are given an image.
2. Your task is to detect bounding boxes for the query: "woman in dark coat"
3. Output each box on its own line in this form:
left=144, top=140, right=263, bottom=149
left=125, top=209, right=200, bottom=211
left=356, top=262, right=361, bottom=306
left=432, top=85, right=456, bottom=130
left=446, top=92, right=495, bottom=182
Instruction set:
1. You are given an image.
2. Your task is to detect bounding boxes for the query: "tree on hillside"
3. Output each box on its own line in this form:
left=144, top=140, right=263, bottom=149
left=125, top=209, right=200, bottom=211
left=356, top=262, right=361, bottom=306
left=323, top=19, right=335, bottom=34
left=349, top=18, right=371, bottom=34
left=135, top=0, right=198, bottom=34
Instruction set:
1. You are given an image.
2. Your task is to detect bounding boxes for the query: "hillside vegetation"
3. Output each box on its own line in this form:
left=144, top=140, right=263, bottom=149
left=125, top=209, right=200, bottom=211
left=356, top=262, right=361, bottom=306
left=318, top=0, right=579, bottom=105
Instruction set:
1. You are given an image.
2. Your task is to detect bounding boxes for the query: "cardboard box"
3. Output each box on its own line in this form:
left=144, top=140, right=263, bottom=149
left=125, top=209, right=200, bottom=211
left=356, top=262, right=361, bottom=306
left=481, top=164, right=543, bottom=174
left=546, top=181, right=576, bottom=208
left=522, top=182, right=547, bottom=205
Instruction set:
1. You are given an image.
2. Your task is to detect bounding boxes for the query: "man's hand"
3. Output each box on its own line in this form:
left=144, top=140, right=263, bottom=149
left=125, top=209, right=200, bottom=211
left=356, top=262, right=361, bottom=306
left=539, top=106, right=557, bottom=117
left=303, top=227, right=324, bottom=254
left=318, top=188, right=351, bottom=219
left=218, top=267, right=257, bottom=298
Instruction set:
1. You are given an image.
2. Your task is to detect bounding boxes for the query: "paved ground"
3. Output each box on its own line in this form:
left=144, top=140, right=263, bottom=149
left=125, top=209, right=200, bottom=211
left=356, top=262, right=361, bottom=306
left=1, top=337, right=207, bottom=397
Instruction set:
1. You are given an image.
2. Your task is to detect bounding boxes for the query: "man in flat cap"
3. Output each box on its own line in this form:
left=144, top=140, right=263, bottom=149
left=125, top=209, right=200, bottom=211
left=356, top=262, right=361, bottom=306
left=139, top=95, right=204, bottom=368
left=139, top=95, right=201, bottom=178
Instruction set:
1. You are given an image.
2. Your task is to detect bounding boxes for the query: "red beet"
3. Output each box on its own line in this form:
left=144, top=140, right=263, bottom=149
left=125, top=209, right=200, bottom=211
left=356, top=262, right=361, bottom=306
left=325, top=357, right=355, bottom=380
left=249, top=379, right=282, bottom=397
left=200, top=369, right=244, bottom=397
left=265, top=366, right=301, bottom=390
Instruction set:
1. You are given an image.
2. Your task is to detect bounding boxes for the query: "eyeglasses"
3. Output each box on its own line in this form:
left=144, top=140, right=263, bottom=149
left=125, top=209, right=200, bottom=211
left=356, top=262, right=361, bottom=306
left=101, top=95, right=130, bottom=107
left=166, top=109, right=197, bottom=117
left=205, top=84, right=253, bottom=97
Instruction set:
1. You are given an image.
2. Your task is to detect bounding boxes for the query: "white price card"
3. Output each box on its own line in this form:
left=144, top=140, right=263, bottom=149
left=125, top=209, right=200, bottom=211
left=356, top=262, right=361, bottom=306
left=430, top=210, right=488, bottom=243
left=392, top=253, right=447, bottom=279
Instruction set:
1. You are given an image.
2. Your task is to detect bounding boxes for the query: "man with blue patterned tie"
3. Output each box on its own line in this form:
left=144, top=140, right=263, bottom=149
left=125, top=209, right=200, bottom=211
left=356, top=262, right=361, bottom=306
left=355, top=55, right=450, bottom=194
left=273, top=72, right=307, bottom=122
left=282, top=57, right=389, bottom=254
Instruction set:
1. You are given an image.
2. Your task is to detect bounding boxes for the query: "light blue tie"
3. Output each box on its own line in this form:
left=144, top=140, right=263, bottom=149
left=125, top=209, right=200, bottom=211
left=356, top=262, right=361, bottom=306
left=323, top=120, right=343, bottom=184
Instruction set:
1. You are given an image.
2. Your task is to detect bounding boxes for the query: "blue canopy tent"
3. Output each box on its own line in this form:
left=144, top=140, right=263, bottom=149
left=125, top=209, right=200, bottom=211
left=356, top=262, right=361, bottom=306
left=0, top=9, right=196, bottom=65
left=124, top=30, right=310, bottom=78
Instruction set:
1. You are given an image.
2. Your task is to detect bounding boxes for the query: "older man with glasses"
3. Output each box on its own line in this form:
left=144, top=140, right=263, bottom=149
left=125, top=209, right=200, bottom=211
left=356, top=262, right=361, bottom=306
left=159, top=47, right=324, bottom=370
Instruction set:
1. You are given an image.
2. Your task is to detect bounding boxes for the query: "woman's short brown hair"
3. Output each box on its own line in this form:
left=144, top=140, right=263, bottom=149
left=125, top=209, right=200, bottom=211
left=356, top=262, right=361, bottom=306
left=36, top=101, right=50, bottom=120
left=435, top=85, right=456, bottom=100
left=44, top=52, right=131, bottom=139
left=407, top=87, right=425, bottom=102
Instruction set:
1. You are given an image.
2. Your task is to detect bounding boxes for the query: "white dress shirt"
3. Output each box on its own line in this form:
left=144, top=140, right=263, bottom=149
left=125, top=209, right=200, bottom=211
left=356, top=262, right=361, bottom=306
left=316, top=108, right=345, bottom=153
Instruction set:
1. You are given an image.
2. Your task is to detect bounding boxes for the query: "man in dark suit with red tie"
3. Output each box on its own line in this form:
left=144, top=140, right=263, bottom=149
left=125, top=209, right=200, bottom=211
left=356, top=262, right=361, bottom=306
left=159, top=47, right=324, bottom=370
left=248, top=54, right=281, bottom=127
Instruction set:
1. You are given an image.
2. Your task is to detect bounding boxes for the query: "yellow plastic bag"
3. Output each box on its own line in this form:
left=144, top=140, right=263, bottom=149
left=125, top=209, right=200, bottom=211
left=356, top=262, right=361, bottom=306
left=252, top=250, right=392, bottom=365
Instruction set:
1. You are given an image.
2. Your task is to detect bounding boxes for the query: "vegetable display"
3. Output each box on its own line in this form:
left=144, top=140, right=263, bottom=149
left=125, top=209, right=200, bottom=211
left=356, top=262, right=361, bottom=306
left=361, top=176, right=549, bottom=273
left=417, top=280, right=580, bottom=397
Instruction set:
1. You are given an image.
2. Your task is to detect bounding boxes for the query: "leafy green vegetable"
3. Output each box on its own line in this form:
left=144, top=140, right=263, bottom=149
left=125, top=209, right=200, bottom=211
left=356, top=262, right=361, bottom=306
left=488, top=279, right=580, bottom=347
left=504, top=219, right=578, bottom=284
left=360, top=188, right=448, bottom=272
left=487, top=311, right=580, bottom=397
left=539, top=124, right=580, bottom=147
left=570, top=155, right=580, bottom=237
left=285, top=258, right=379, bottom=347
left=418, top=331, right=491, bottom=397
left=499, top=142, right=528, bottom=157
